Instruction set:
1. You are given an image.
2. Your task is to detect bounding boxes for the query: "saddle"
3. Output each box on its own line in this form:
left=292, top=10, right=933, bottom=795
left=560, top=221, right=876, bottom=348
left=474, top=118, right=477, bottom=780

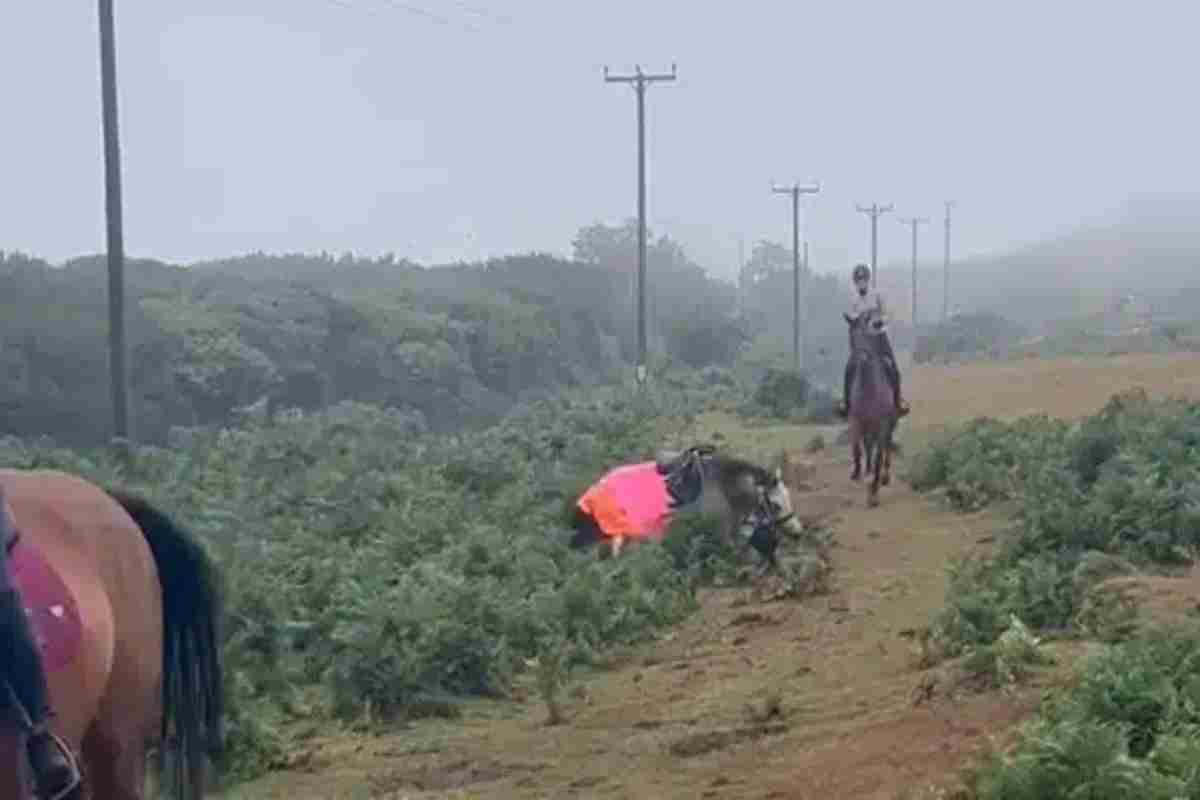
left=654, top=444, right=715, bottom=509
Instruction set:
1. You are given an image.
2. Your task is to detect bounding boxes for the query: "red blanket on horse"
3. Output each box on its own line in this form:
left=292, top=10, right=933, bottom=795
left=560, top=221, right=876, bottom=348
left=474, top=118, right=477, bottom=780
left=576, top=462, right=672, bottom=541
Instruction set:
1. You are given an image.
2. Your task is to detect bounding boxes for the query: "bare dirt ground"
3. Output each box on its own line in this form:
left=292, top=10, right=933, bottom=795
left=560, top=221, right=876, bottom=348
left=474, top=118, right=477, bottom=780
left=227, top=352, right=1200, bottom=800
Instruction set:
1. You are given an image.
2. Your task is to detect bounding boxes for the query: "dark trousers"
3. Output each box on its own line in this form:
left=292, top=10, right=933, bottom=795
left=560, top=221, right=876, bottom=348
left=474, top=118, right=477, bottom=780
left=0, top=521, right=51, bottom=731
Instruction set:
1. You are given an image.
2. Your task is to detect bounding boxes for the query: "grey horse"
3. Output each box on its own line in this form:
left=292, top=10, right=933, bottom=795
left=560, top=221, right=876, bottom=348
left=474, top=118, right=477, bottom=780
left=569, top=448, right=804, bottom=568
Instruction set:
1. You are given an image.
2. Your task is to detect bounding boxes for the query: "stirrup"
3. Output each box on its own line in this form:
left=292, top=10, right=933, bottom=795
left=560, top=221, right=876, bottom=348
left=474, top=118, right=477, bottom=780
left=33, top=731, right=81, bottom=800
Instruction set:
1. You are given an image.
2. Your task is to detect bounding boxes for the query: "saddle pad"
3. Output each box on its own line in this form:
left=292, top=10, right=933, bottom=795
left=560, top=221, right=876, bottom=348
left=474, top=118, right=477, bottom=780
left=577, top=461, right=672, bottom=540
left=7, top=540, right=82, bottom=672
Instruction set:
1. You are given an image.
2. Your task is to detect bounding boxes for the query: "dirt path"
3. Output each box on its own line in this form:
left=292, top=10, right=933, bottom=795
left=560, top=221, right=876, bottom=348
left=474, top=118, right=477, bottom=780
left=228, top=353, right=1200, bottom=800
left=230, top=434, right=1020, bottom=800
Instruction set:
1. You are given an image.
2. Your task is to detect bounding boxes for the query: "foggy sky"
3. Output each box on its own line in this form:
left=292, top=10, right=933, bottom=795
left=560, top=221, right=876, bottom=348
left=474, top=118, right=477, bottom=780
left=3, top=0, right=1198, bottom=279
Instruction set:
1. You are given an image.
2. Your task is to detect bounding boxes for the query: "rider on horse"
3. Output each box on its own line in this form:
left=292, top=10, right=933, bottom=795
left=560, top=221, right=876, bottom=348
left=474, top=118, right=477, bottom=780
left=0, top=491, right=81, bottom=799
left=836, top=263, right=910, bottom=419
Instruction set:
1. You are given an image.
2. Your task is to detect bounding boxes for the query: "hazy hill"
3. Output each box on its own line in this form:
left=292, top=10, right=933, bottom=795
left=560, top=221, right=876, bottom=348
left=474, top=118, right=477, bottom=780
left=872, top=200, right=1200, bottom=329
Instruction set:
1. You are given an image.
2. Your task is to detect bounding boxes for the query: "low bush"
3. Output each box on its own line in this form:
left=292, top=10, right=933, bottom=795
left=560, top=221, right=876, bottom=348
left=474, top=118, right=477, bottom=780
left=915, top=390, right=1200, bottom=660
left=958, top=624, right=1200, bottom=799
left=0, top=379, right=821, bottom=784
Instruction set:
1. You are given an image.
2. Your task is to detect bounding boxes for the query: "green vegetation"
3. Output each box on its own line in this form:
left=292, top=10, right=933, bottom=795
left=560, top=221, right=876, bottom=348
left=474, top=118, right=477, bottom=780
left=0, top=231, right=843, bottom=787
left=0, top=379, right=828, bottom=785
left=912, top=388, right=1200, bottom=658
left=913, top=311, right=1028, bottom=364
left=737, top=367, right=837, bottom=423
left=958, top=625, right=1200, bottom=799
left=1, top=392, right=692, bottom=780
left=908, top=389, right=1200, bottom=797
left=0, top=223, right=850, bottom=447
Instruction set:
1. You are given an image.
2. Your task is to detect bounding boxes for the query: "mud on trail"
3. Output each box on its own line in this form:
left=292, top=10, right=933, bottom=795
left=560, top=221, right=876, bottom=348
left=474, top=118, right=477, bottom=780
left=228, top=353, right=1200, bottom=800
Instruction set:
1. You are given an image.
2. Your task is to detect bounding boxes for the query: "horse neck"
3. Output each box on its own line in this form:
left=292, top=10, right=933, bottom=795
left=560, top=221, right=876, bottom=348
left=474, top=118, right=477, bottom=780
left=852, top=346, right=889, bottom=407
left=707, top=458, right=758, bottom=507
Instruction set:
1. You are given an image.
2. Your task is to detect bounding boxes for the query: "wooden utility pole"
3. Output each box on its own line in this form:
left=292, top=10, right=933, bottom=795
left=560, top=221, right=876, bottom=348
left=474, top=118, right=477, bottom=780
left=943, top=200, right=955, bottom=323
left=603, top=63, right=677, bottom=387
left=898, top=216, right=929, bottom=330
left=772, top=181, right=820, bottom=372
left=98, top=0, right=130, bottom=445
left=802, top=238, right=810, bottom=361
left=856, top=202, right=893, bottom=288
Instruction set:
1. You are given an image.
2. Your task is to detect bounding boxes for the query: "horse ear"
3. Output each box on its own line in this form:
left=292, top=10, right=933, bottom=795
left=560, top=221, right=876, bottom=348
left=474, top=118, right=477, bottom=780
left=774, top=465, right=783, bottom=483
left=843, top=312, right=853, bottom=325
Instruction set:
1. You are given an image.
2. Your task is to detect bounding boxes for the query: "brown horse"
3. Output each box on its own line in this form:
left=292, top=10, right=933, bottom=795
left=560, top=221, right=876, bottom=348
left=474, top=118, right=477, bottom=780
left=843, top=310, right=898, bottom=506
left=0, top=469, right=224, bottom=799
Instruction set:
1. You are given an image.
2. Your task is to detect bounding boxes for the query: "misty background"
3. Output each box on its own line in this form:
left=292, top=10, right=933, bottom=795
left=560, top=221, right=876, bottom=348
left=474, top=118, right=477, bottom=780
left=4, top=0, right=1200, bottom=447
left=5, top=1, right=1199, bottom=274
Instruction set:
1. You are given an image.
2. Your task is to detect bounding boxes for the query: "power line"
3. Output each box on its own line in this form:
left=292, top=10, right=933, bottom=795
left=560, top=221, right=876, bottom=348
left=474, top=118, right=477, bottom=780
left=447, top=0, right=514, bottom=24
left=603, top=63, right=678, bottom=388
left=319, top=0, right=484, bottom=32
left=377, top=0, right=480, bottom=30
left=897, top=216, right=930, bottom=330
left=856, top=202, right=893, bottom=288
left=772, top=181, right=820, bottom=372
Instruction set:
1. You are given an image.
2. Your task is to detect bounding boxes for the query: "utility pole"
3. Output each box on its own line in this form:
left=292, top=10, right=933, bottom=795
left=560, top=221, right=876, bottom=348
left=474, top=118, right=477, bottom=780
left=736, top=235, right=745, bottom=316
left=943, top=200, right=955, bottom=323
left=98, top=0, right=129, bottom=446
left=802, top=238, right=810, bottom=359
left=772, top=181, right=820, bottom=372
left=898, top=216, right=929, bottom=330
left=856, top=202, right=894, bottom=288
left=604, top=63, right=677, bottom=387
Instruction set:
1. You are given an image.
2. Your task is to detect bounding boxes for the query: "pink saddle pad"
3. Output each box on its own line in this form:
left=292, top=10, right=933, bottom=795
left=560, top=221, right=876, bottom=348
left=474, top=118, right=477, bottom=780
left=578, top=461, right=673, bottom=540
left=7, top=540, right=82, bottom=672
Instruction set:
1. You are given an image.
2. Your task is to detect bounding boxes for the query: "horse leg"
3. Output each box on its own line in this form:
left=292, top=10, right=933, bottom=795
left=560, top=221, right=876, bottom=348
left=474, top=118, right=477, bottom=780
left=724, top=515, right=748, bottom=560
left=610, top=535, right=625, bottom=559
left=83, top=623, right=160, bottom=800
left=865, top=434, right=881, bottom=507
left=81, top=723, right=149, bottom=800
left=850, top=435, right=862, bottom=481
left=881, top=427, right=893, bottom=487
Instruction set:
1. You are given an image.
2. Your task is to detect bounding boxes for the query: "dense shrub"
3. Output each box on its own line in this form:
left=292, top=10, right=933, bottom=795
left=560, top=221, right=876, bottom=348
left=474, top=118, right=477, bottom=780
left=738, top=368, right=836, bottom=423
left=914, top=390, right=1200, bottom=662
left=913, top=393, right=1200, bottom=797
left=958, top=624, right=1200, bottom=799
left=0, top=379, right=815, bottom=784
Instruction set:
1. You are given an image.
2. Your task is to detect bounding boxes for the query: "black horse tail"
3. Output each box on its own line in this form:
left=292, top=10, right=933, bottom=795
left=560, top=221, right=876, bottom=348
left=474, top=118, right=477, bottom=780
left=108, top=491, right=225, bottom=800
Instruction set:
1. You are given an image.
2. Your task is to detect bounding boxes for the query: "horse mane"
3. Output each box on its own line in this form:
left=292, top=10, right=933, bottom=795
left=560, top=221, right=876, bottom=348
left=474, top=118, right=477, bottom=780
left=848, top=314, right=890, bottom=402
left=711, top=454, right=775, bottom=486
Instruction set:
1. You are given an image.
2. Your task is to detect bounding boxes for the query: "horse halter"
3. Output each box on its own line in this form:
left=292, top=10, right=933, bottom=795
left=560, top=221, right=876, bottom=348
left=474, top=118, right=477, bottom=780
left=751, top=481, right=794, bottom=531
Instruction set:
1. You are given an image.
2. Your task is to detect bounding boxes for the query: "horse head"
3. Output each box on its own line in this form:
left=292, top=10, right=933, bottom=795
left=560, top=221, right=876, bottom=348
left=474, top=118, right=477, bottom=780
left=755, top=465, right=803, bottom=538
left=845, top=309, right=886, bottom=357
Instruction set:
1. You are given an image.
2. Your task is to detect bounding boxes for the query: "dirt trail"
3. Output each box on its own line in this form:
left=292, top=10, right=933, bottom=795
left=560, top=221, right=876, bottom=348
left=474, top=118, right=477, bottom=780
left=231, top=434, right=1018, bottom=800
left=229, top=354, right=1200, bottom=800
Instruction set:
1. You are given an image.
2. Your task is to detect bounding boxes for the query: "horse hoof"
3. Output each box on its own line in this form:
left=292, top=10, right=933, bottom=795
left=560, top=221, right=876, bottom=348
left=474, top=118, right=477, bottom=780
left=850, top=472, right=861, bottom=482
left=882, top=475, right=891, bottom=487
